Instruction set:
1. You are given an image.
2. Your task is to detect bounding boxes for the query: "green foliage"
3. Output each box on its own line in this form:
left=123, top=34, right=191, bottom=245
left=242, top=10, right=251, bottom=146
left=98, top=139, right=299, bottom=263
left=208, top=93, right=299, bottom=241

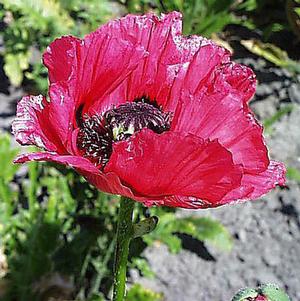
left=128, top=0, right=237, bottom=36
left=0, top=133, right=20, bottom=219
left=0, top=0, right=121, bottom=92
left=236, top=0, right=257, bottom=12
left=183, top=0, right=237, bottom=36
left=236, top=0, right=291, bottom=40
left=143, top=208, right=233, bottom=253
left=287, top=0, right=300, bottom=40
left=295, top=0, right=300, bottom=16
left=3, top=52, right=30, bottom=86
left=126, top=284, right=163, bottom=301
left=7, top=219, right=61, bottom=301
left=286, top=167, right=300, bottom=183
left=130, top=258, right=155, bottom=278
left=241, top=40, right=300, bottom=74
left=0, top=133, right=20, bottom=184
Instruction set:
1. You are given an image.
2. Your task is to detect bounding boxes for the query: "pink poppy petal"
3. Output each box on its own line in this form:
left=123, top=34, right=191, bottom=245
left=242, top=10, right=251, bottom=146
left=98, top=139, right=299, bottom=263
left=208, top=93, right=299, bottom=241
left=90, top=12, right=230, bottom=114
left=12, top=95, right=59, bottom=152
left=88, top=12, right=183, bottom=114
left=43, top=30, right=147, bottom=114
left=14, top=152, right=137, bottom=198
left=14, top=152, right=100, bottom=173
left=45, top=83, right=75, bottom=153
left=141, top=161, right=285, bottom=208
left=139, top=195, right=214, bottom=209
left=173, top=62, right=268, bottom=173
left=105, top=129, right=242, bottom=203
left=12, top=88, right=75, bottom=154
left=43, top=35, right=81, bottom=84
left=220, top=160, right=286, bottom=204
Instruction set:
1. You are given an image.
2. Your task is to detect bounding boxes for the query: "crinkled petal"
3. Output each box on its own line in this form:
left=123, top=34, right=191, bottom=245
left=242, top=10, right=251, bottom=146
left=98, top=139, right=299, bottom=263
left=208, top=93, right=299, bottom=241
left=12, top=95, right=59, bottom=152
left=43, top=35, right=81, bottom=84
left=15, top=152, right=99, bottom=172
left=90, top=12, right=230, bottom=114
left=137, top=195, right=215, bottom=209
left=220, top=161, right=286, bottom=204
left=173, top=62, right=268, bottom=173
left=15, top=152, right=136, bottom=198
left=141, top=161, right=285, bottom=208
left=12, top=89, right=75, bottom=154
left=43, top=32, right=147, bottom=114
left=105, top=129, right=242, bottom=203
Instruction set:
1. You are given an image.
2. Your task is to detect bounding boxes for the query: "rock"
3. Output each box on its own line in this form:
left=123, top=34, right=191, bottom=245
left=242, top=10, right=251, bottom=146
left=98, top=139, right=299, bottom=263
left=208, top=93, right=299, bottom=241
left=255, top=83, right=273, bottom=97
left=267, top=106, right=300, bottom=169
left=250, top=95, right=277, bottom=120
left=262, top=241, right=281, bottom=267
left=288, top=83, right=300, bottom=103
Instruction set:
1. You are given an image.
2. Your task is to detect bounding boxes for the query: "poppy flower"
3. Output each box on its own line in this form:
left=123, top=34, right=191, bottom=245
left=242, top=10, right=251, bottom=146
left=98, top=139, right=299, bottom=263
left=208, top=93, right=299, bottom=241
left=12, top=12, right=285, bottom=209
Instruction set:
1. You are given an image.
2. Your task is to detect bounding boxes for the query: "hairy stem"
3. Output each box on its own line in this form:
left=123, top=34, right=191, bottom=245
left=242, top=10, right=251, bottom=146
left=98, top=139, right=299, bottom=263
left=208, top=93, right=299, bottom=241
left=112, top=196, right=135, bottom=301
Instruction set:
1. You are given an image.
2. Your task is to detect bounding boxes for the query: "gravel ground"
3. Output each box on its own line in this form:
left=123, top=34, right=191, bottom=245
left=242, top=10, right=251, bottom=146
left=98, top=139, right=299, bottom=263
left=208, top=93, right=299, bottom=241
left=0, top=45, right=300, bottom=301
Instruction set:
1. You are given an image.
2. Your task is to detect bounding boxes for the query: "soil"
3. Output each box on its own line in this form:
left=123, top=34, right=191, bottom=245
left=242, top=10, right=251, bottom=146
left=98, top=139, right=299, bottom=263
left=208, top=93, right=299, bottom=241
left=0, top=35, right=300, bottom=301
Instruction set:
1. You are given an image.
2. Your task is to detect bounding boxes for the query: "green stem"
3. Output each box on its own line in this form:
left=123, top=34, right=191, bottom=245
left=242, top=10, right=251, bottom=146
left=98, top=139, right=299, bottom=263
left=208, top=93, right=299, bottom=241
left=112, top=197, right=135, bottom=301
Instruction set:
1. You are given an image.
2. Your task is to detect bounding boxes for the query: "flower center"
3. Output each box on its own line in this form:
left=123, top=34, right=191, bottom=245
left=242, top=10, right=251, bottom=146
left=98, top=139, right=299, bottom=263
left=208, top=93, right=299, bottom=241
left=77, top=100, right=171, bottom=166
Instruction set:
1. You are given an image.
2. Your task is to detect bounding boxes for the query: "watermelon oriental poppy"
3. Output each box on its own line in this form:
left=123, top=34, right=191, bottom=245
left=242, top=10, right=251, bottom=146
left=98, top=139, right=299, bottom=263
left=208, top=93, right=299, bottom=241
left=12, top=12, right=285, bottom=209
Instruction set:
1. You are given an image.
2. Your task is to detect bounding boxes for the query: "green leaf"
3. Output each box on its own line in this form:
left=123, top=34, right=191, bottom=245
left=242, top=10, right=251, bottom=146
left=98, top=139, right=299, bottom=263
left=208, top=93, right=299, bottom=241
left=154, top=0, right=236, bottom=36
left=133, top=216, right=159, bottom=238
left=130, top=258, right=155, bottom=278
left=2, top=0, right=74, bottom=33
left=231, top=288, right=258, bottom=301
left=241, top=40, right=300, bottom=73
left=0, top=133, right=20, bottom=183
left=236, top=0, right=257, bottom=11
left=286, top=167, right=300, bottom=183
left=87, top=294, right=105, bottom=301
left=143, top=211, right=232, bottom=253
left=7, top=218, right=61, bottom=301
left=142, top=212, right=182, bottom=253
left=25, top=160, right=39, bottom=216
left=0, top=133, right=20, bottom=211
left=126, top=284, right=163, bottom=301
left=4, top=52, right=30, bottom=86
left=171, top=216, right=233, bottom=251
left=259, top=284, right=291, bottom=301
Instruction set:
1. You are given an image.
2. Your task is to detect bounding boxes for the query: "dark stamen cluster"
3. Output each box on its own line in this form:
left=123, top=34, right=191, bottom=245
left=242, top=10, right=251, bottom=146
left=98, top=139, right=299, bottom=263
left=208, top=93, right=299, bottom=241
left=106, top=101, right=172, bottom=139
left=77, top=114, right=113, bottom=166
left=77, top=100, right=171, bottom=166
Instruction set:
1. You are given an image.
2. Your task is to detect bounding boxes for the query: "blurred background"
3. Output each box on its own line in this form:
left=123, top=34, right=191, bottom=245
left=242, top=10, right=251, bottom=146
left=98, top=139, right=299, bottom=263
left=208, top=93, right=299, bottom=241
left=0, top=1, right=299, bottom=300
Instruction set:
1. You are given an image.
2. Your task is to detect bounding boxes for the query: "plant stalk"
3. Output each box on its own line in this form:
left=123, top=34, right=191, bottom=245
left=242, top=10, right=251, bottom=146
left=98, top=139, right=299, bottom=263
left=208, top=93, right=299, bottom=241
left=112, top=196, right=135, bottom=301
